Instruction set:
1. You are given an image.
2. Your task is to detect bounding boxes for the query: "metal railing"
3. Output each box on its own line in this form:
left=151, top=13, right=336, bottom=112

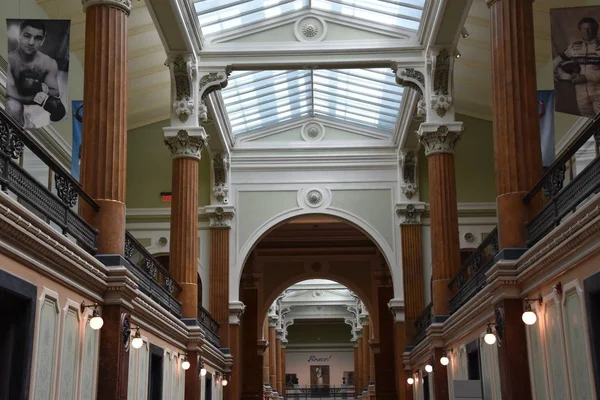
left=0, top=107, right=98, bottom=253
left=124, top=231, right=182, bottom=317
left=198, top=305, right=220, bottom=348
left=524, top=114, right=600, bottom=246
left=286, top=386, right=356, bottom=399
left=448, top=228, right=499, bottom=314
left=414, top=302, right=433, bottom=345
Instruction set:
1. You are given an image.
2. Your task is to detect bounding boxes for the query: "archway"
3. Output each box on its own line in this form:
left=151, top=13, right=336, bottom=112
left=236, top=215, right=399, bottom=400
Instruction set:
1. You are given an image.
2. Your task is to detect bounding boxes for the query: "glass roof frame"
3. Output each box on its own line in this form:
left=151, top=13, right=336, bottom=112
left=222, top=68, right=404, bottom=136
left=194, top=0, right=426, bottom=37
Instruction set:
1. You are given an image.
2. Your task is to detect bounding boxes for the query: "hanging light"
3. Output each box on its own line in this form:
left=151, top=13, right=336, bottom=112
left=81, top=302, right=104, bottom=330
left=131, top=327, right=144, bottom=349
left=200, top=362, right=207, bottom=376
left=484, top=324, right=497, bottom=345
left=522, top=295, right=542, bottom=326
left=407, top=377, right=414, bottom=385
left=424, top=364, right=433, bottom=373
left=440, top=350, right=449, bottom=366
left=222, top=374, right=229, bottom=386
left=181, top=354, right=191, bottom=370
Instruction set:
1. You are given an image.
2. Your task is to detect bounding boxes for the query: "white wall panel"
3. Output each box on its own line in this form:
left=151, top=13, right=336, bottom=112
left=57, top=303, right=80, bottom=400
left=543, top=295, right=570, bottom=400
left=33, top=290, right=60, bottom=400
left=80, top=319, right=99, bottom=400
left=137, top=342, right=149, bottom=400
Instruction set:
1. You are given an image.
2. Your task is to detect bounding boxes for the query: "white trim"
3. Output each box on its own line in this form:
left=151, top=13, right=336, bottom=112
left=55, top=299, right=82, bottom=400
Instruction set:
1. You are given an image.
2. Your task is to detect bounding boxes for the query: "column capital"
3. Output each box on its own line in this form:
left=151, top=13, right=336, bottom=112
left=164, top=127, right=208, bottom=160
left=257, top=339, right=269, bottom=356
left=387, top=298, right=406, bottom=323
left=359, top=314, right=370, bottom=326
left=417, top=122, right=463, bottom=156
left=205, top=205, right=235, bottom=228
left=229, top=301, right=246, bottom=325
left=396, top=202, right=426, bottom=225
left=485, top=0, right=498, bottom=7
left=82, top=0, right=131, bottom=15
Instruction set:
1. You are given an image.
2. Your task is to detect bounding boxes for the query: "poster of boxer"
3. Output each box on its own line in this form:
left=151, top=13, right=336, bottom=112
left=551, top=6, right=600, bottom=118
left=6, top=19, right=70, bottom=128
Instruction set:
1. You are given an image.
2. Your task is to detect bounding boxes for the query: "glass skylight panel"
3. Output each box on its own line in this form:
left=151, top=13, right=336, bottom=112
left=195, top=0, right=425, bottom=36
left=222, top=68, right=403, bottom=135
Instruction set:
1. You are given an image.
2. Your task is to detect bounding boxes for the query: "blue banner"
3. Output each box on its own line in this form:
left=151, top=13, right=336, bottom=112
left=71, top=100, right=83, bottom=181
left=538, top=90, right=555, bottom=167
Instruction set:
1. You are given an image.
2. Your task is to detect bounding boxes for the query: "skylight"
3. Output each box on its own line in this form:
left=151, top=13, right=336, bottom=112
left=221, top=68, right=403, bottom=135
left=194, top=0, right=425, bottom=36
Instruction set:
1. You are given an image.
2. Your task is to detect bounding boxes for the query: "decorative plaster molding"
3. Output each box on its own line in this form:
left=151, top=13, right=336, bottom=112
left=212, top=153, right=230, bottom=203
left=485, top=0, right=498, bottom=7
left=430, top=48, right=453, bottom=118
left=168, top=55, right=196, bottom=123
left=198, top=71, right=228, bottom=101
left=359, top=314, right=370, bottom=326
left=300, top=121, right=326, bottom=142
left=388, top=299, right=406, bottom=323
left=228, top=301, right=246, bottom=325
left=399, top=149, right=418, bottom=200
left=294, top=16, right=327, bottom=42
left=396, top=202, right=426, bottom=225
left=297, top=187, right=332, bottom=209
left=395, top=67, right=425, bottom=96
left=417, top=122, right=463, bottom=156
left=164, top=128, right=208, bottom=160
left=205, top=205, right=235, bottom=228
left=81, top=0, right=131, bottom=15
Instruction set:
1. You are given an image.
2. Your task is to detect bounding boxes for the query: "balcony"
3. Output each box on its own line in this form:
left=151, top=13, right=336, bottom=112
left=198, top=304, right=221, bottom=348
left=0, top=107, right=98, bottom=254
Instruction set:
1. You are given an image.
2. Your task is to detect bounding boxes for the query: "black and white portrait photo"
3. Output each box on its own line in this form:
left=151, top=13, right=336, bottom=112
left=6, top=19, right=70, bottom=128
left=551, top=6, right=600, bottom=118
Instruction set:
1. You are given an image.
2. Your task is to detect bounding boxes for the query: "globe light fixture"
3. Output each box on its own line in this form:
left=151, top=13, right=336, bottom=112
left=131, top=327, right=144, bottom=349
left=484, top=324, right=497, bottom=345
left=222, top=376, right=228, bottom=386
left=181, top=359, right=191, bottom=371
left=200, top=362, right=207, bottom=376
left=440, top=356, right=449, bottom=366
left=81, top=302, right=104, bottom=330
left=522, top=295, right=542, bottom=326
left=407, top=377, right=414, bottom=385
left=425, top=364, right=433, bottom=373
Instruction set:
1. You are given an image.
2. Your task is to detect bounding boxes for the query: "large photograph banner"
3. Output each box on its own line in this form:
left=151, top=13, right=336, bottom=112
left=551, top=6, right=600, bottom=118
left=6, top=19, right=70, bottom=128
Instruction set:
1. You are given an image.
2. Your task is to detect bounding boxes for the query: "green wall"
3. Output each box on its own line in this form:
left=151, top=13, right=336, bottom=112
left=418, top=114, right=496, bottom=203
left=126, top=120, right=211, bottom=209
left=287, top=322, right=352, bottom=344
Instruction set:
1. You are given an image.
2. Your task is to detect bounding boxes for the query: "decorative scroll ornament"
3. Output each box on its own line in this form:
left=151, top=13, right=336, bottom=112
left=81, top=0, right=132, bottom=15
left=416, top=95, right=426, bottom=121
left=206, top=205, right=235, bottom=228
left=395, top=67, right=425, bottom=96
left=542, top=164, right=566, bottom=199
left=199, top=72, right=229, bottom=100
left=170, top=55, right=195, bottom=122
left=359, top=314, right=370, bottom=326
left=0, top=119, right=24, bottom=159
left=213, top=154, right=229, bottom=203
left=164, top=129, right=208, bottom=160
left=54, top=175, right=78, bottom=207
left=399, top=150, right=418, bottom=199
left=418, top=125, right=462, bottom=156
left=431, top=48, right=453, bottom=117
left=396, top=203, right=424, bottom=225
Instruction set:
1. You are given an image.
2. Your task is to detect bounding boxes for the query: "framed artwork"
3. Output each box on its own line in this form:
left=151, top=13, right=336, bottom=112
left=310, top=365, right=330, bottom=387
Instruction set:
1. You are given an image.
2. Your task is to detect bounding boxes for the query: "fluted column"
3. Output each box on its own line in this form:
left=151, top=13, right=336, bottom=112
left=226, top=302, right=245, bottom=400
left=353, top=343, right=359, bottom=390
left=389, top=301, right=406, bottom=400
left=268, top=321, right=277, bottom=389
left=80, top=0, right=129, bottom=254
left=276, top=336, right=283, bottom=394
left=165, top=129, right=207, bottom=318
left=360, top=317, right=370, bottom=391
left=489, top=0, right=543, bottom=249
left=418, top=123, right=462, bottom=316
left=263, top=317, right=270, bottom=385
left=356, top=336, right=363, bottom=394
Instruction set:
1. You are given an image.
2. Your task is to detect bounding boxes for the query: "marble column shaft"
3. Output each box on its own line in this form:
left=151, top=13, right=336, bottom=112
left=356, top=338, right=363, bottom=393
left=169, top=156, right=199, bottom=318
left=400, top=224, right=423, bottom=343
left=490, top=0, right=542, bottom=249
left=263, top=318, right=270, bottom=384
left=209, top=228, right=230, bottom=344
left=362, top=323, right=370, bottom=388
left=80, top=1, right=128, bottom=255
left=276, top=338, right=283, bottom=394
left=393, top=322, right=406, bottom=400
left=269, top=326, right=277, bottom=389
left=226, top=323, right=242, bottom=400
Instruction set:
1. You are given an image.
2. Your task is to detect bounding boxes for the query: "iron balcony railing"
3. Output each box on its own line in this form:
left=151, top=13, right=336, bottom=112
left=448, top=228, right=499, bottom=314
left=0, top=107, right=98, bottom=253
left=285, top=386, right=356, bottom=399
left=124, top=231, right=182, bottom=317
left=524, top=114, right=600, bottom=246
left=198, top=305, right=221, bottom=348
left=414, top=302, right=433, bottom=345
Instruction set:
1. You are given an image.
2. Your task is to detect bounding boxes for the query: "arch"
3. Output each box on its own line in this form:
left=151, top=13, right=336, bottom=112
left=234, top=208, right=400, bottom=300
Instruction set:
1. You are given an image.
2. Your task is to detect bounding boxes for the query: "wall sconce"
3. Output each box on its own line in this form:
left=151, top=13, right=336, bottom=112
left=222, top=374, right=229, bottom=386
left=440, top=349, right=450, bottom=366
left=81, top=302, right=104, bottom=330
left=461, top=26, right=469, bottom=38
left=455, top=50, right=461, bottom=59
left=215, top=372, right=221, bottom=385
left=407, top=377, right=414, bottom=385
left=424, top=364, right=433, bottom=373
left=484, top=308, right=504, bottom=346
left=200, top=361, right=207, bottom=376
left=522, top=294, right=543, bottom=325
left=131, top=327, right=144, bottom=349
left=181, top=353, right=191, bottom=370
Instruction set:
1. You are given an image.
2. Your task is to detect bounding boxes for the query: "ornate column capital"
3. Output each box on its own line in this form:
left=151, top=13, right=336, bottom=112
left=167, top=54, right=198, bottom=125
left=268, top=316, right=278, bottom=328
left=399, top=149, right=419, bottom=201
left=82, top=0, right=132, bottom=15
left=396, top=202, right=426, bottom=225
left=388, top=298, right=405, bottom=323
left=359, top=314, right=370, bottom=326
left=417, top=122, right=463, bottom=156
left=205, top=205, right=235, bottom=228
left=229, top=301, right=246, bottom=325
left=164, top=127, right=208, bottom=160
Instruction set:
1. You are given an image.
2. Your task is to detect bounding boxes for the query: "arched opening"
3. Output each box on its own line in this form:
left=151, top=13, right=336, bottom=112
left=236, top=214, right=399, bottom=400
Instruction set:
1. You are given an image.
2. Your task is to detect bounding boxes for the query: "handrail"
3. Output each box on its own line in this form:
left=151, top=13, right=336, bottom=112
left=414, top=302, right=433, bottom=345
left=0, top=107, right=99, bottom=210
left=198, top=304, right=221, bottom=348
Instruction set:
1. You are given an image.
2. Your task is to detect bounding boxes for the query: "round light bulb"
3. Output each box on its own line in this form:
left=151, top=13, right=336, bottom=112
left=424, top=364, right=433, bottom=373
left=131, top=337, right=144, bottom=349
left=407, top=377, right=414, bottom=385
left=181, top=360, right=191, bottom=370
left=484, top=332, right=497, bottom=345
left=440, top=356, right=449, bottom=366
left=222, top=378, right=228, bottom=386
left=89, top=315, right=104, bottom=330
left=522, top=310, right=537, bottom=325
left=200, top=367, right=207, bottom=376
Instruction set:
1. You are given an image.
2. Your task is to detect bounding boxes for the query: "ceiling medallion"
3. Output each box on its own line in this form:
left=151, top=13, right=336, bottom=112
left=294, top=16, right=327, bottom=42
left=301, top=121, right=326, bottom=141
left=307, top=190, right=323, bottom=206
